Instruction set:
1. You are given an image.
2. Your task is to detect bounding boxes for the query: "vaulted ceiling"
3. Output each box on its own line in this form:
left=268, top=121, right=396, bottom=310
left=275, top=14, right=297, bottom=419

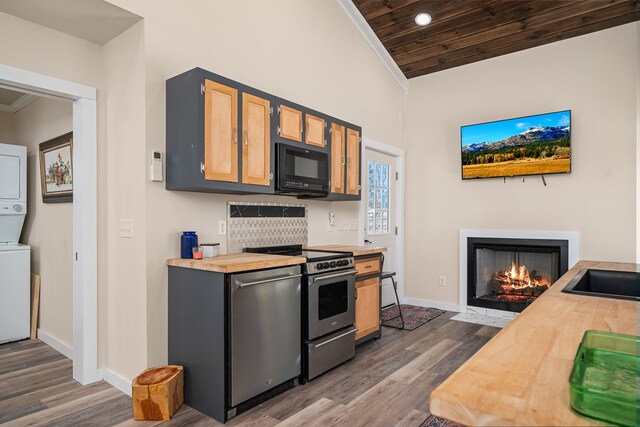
left=352, top=0, right=640, bottom=79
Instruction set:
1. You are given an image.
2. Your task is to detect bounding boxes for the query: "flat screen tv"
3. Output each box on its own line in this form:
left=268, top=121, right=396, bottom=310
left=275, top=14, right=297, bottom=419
left=461, top=110, right=571, bottom=180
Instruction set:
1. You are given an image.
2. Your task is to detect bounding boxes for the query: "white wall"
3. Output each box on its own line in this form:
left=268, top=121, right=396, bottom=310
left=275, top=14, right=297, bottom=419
left=0, top=12, right=102, bottom=88
left=103, top=0, right=406, bottom=368
left=14, top=97, right=73, bottom=348
left=405, top=23, right=638, bottom=307
left=101, top=21, right=148, bottom=380
left=0, top=110, right=16, bottom=142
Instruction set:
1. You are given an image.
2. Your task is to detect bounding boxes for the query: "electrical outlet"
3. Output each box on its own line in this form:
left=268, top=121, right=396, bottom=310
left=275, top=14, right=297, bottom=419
left=349, top=219, right=357, bottom=230
left=120, top=219, right=133, bottom=238
left=339, top=220, right=349, bottom=231
left=439, top=275, right=446, bottom=287
left=328, top=212, right=335, bottom=231
left=218, top=220, right=227, bottom=235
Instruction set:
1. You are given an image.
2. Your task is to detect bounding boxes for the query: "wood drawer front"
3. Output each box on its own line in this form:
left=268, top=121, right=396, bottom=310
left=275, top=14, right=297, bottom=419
left=355, top=257, right=380, bottom=277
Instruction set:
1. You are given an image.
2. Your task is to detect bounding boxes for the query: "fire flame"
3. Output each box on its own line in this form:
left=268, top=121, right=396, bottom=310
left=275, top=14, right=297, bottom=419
left=498, top=262, right=549, bottom=290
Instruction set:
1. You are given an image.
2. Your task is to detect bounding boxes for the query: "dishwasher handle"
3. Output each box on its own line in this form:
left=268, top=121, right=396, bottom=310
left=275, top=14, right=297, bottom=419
left=234, top=273, right=302, bottom=288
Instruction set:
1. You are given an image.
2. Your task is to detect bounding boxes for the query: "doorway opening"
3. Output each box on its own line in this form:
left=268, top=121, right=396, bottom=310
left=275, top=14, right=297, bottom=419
left=359, top=138, right=404, bottom=308
left=0, top=63, right=99, bottom=385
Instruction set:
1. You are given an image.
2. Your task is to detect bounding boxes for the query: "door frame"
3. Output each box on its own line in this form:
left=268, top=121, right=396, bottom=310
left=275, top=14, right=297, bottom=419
left=359, top=138, right=405, bottom=303
left=0, top=64, right=99, bottom=385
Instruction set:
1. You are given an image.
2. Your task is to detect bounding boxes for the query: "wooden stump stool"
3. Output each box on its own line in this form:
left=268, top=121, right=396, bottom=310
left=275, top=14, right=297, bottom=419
left=132, top=365, right=184, bottom=421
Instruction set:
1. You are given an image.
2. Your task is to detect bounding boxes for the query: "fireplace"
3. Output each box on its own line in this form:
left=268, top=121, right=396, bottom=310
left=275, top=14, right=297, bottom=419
left=467, top=238, right=568, bottom=312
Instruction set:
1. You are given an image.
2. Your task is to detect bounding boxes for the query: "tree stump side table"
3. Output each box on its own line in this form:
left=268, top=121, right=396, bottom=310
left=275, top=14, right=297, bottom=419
left=132, top=365, right=184, bottom=420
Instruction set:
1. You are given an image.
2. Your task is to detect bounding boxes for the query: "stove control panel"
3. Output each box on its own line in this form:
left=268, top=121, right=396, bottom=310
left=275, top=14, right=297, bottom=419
left=306, top=257, right=354, bottom=274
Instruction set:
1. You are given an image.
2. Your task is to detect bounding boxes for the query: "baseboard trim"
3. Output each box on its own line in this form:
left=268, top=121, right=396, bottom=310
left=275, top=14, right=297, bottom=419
left=403, top=297, right=461, bottom=313
left=37, top=329, right=73, bottom=359
left=102, top=367, right=132, bottom=396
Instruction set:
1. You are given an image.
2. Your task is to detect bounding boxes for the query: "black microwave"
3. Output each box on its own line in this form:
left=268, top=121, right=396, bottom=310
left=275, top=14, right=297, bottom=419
left=276, top=143, right=329, bottom=196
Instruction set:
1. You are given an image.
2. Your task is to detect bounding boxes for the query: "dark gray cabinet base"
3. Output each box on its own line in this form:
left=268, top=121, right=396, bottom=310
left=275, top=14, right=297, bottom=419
left=168, top=266, right=301, bottom=423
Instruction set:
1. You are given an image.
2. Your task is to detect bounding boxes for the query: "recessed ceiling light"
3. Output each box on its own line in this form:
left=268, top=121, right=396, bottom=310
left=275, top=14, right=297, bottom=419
left=415, top=13, right=432, bottom=26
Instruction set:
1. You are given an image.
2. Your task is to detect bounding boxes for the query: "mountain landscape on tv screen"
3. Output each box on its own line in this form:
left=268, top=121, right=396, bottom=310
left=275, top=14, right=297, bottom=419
left=462, top=125, right=571, bottom=179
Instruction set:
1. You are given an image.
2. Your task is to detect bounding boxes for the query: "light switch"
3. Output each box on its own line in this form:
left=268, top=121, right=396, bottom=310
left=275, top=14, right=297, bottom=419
left=120, top=219, right=133, bottom=238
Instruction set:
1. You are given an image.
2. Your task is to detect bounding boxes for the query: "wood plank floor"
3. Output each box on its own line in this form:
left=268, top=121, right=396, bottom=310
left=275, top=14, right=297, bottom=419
left=0, top=312, right=499, bottom=426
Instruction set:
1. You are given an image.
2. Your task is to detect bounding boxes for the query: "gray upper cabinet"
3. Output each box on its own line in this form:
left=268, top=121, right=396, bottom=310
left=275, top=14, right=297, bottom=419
left=166, top=67, right=361, bottom=200
left=166, top=68, right=274, bottom=194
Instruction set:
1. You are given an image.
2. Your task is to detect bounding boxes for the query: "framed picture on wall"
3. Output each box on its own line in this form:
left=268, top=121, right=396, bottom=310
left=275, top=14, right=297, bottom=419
left=39, top=132, right=73, bottom=203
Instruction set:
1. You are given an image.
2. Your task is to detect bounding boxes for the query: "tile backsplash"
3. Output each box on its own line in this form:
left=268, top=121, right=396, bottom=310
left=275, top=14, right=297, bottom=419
left=227, top=201, right=308, bottom=253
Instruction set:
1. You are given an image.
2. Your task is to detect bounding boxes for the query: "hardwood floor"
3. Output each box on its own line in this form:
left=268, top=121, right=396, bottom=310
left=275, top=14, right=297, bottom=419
left=0, top=313, right=499, bottom=426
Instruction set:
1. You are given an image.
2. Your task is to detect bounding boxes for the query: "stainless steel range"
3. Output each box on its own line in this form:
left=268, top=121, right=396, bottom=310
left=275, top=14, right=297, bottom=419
left=244, top=245, right=357, bottom=381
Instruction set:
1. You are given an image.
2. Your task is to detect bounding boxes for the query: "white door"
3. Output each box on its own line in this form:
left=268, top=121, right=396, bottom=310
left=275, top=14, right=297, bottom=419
left=365, top=148, right=398, bottom=308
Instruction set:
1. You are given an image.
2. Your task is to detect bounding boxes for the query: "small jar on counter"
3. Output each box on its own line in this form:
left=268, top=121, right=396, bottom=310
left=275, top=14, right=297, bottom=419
left=180, top=231, right=198, bottom=259
left=201, top=243, right=220, bottom=258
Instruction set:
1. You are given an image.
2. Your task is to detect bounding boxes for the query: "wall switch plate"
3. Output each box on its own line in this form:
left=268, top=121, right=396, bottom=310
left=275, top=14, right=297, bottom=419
left=439, top=275, right=446, bottom=287
left=339, top=219, right=349, bottom=231
left=120, top=219, right=133, bottom=238
left=218, top=220, right=227, bottom=236
left=349, top=219, right=357, bottom=230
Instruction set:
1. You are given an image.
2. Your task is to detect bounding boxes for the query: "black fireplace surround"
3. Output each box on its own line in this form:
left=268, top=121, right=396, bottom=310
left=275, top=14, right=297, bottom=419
left=467, top=237, right=569, bottom=312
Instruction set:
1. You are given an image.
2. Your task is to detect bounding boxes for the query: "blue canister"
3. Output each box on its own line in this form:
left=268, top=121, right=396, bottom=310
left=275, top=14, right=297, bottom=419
left=180, top=231, right=198, bottom=259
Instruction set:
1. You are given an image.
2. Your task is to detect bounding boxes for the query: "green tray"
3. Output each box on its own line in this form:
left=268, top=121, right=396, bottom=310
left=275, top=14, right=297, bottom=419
left=569, top=330, right=640, bottom=426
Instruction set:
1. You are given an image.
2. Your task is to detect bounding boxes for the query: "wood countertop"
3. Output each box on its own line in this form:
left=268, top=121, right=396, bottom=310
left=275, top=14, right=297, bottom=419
left=305, top=245, right=387, bottom=257
left=430, top=260, right=639, bottom=426
left=166, top=253, right=306, bottom=274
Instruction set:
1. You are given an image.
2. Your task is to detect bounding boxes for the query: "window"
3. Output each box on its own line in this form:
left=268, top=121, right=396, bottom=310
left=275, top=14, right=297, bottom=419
left=367, top=160, right=390, bottom=234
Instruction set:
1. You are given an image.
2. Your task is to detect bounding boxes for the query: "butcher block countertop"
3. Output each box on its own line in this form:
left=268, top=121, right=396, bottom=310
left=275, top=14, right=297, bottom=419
left=430, top=260, right=639, bottom=426
left=166, top=253, right=306, bottom=274
left=305, top=245, right=386, bottom=257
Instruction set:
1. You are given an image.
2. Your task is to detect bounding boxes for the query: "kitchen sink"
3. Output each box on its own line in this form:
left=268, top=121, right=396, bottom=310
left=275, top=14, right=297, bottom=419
left=562, top=269, right=639, bottom=301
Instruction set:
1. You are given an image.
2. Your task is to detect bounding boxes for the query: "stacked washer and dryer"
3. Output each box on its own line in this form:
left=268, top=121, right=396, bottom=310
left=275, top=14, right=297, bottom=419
left=0, top=143, right=31, bottom=343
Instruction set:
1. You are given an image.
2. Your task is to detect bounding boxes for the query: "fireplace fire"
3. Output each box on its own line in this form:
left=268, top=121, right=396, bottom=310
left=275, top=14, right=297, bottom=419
left=467, top=237, right=569, bottom=312
left=492, top=262, right=551, bottom=302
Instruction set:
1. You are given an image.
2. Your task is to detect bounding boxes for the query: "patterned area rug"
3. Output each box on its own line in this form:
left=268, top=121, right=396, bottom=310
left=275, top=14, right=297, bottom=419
left=419, top=414, right=463, bottom=427
left=381, top=304, right=444, bottom=331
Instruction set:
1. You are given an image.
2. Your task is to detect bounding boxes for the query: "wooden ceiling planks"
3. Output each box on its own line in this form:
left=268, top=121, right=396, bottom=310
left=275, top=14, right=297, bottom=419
left=351, top=0, right=640, bottom=78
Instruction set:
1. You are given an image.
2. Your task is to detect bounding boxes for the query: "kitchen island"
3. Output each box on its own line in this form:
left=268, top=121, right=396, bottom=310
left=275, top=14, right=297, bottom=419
left=429, top=260, right=639, bottom=426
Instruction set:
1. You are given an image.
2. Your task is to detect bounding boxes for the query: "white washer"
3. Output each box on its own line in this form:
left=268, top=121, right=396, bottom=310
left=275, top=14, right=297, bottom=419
left=0, top=143, right=31, bottom=343
left=0, top=244, right=30, bottom=343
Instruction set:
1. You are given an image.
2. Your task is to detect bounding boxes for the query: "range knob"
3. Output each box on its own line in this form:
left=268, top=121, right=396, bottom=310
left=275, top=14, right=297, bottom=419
left=316, top=263, right=325, bottom=270
left=12, top=204, right=23, bottom=213
left=329, top=261, right=337, bottom=268
left=322, top=262, right=330, bottom=269
left=339, top=260, right=349, bottom=267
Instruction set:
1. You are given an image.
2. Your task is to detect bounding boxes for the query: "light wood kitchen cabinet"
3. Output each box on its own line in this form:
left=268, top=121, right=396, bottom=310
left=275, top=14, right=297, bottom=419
left=354, top=253, right=382, bottom=343
left=242, top=93, right=271, bottom=186
left=204, top=79, right=238, bottom=183
left=305, top=114, right=325, bottom=148
left=329, top=123, right=360, bottom=200
left=355, top=277, right=380, bottom=341
left=346, top=128, right=360, bottom=195
left=330, top=123, right=345, bottom=193
left=278, top=104, right=303, bottom=142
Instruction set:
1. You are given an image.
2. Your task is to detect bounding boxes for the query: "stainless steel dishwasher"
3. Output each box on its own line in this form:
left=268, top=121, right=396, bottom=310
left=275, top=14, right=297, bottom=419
left=229, top=265, right=302, bottom=407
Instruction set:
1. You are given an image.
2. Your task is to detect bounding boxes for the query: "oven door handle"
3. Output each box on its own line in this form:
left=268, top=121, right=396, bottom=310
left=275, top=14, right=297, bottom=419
left=310, top=269, right=357, bottom=282
left=235, top=273, right=302, bottom=288
left=313, top=327, right=358, bottom=348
